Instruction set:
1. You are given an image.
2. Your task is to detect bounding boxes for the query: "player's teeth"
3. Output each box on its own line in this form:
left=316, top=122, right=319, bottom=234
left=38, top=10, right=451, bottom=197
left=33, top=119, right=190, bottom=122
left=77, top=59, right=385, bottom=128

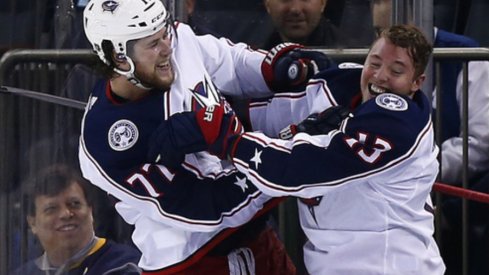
left=371, top=84, right=385, bottom=94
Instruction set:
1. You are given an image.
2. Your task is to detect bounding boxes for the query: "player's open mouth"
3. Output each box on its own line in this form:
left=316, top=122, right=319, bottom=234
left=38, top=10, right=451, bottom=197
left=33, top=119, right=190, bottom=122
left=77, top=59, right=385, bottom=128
left=157, top=61, right=171, bottom=70
left=368, top=83, right=389, bottom=96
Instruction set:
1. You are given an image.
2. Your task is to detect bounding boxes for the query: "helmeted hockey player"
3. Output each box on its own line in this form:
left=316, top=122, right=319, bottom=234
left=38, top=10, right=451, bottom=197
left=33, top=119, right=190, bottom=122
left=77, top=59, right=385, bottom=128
left=79, top=0, right=332, bottom=274
left=152, top=24, right=447, bottom=274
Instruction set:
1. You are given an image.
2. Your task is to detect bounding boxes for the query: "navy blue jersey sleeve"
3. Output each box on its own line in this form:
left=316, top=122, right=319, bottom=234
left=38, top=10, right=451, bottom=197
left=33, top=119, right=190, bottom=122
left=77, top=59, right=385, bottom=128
left=230, top=92, right=435, bottom=197
left=313, top=65, right=362, bottom=107
left=79, top=80, right=271, bottom=231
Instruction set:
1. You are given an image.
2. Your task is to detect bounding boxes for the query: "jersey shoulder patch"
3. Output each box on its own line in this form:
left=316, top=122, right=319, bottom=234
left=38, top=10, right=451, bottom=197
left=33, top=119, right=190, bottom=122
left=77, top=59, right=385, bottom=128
left=108, top=119, right=139, bottom=151
left=375, top=93, right=408, bottom=111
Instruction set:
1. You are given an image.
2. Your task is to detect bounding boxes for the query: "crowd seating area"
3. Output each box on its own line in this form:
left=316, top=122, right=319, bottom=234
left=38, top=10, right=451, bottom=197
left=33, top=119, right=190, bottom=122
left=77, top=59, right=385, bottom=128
left=1, top=1, right=488, bottom=275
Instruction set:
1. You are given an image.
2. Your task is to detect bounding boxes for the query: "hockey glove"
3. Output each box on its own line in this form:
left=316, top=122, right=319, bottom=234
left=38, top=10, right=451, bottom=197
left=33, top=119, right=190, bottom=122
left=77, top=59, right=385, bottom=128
left=147, top=112, right=208, bottom=169
left=261, top=43, right=333, bottom=93
left=279, top=105, right=352, bottom=140
left=195, top=105, right=243, bottom=159
left=147, top=105, right=243, bottom=168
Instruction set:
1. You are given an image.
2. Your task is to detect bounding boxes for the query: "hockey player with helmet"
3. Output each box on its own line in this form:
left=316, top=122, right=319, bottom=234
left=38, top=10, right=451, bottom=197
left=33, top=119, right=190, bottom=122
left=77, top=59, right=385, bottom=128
left=79, top=0, right=333, bottom=274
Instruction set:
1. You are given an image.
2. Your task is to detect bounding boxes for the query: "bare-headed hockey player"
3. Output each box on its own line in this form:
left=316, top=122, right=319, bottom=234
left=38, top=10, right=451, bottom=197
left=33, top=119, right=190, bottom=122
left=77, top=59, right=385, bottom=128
left=154, top=24, right=446, bottom=274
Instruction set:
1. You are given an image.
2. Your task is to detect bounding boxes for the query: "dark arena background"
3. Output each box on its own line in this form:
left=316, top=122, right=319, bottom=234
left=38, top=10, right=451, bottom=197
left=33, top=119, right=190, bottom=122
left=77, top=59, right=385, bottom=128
left=1, top=0, right=489, bottom=274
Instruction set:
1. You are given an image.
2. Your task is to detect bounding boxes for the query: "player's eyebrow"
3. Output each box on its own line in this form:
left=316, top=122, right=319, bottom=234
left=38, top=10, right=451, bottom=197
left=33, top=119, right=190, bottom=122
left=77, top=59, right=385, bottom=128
left=392, top=60, right=408, bottom=69
left=370, top=54, right=381, bottom=60
left=370, top=54, right=408, bottom=67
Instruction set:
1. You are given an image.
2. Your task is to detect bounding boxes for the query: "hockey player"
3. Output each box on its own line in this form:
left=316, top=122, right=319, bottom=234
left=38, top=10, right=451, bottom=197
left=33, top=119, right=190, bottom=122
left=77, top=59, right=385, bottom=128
left=154, top=25, right=447, bottom=274
left=372, top=2, right=489, bottom=273
left=79, top=0, right=332, bottom=274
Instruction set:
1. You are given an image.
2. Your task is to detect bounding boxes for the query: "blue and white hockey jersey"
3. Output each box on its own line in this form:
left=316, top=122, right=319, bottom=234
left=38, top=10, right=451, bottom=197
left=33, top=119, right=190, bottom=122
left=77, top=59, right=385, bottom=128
left=79, top=22, right=331, bottom=272
left=230, top=84, right=446, bottom=274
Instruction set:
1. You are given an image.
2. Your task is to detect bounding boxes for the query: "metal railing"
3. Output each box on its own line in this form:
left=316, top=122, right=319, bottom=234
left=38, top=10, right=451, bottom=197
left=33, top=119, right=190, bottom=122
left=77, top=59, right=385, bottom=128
left=1, top=47, right=489, bottom=275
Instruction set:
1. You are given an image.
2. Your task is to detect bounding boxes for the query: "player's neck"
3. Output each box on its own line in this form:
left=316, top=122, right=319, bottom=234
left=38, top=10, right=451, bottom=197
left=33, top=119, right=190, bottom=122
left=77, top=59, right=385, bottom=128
left=110, top=76, right=150, bottom=101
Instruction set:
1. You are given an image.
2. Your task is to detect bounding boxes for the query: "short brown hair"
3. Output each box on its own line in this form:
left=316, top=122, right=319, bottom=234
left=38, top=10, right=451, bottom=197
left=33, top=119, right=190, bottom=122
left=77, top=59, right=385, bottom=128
left=377, top=24, right=433, bottom=78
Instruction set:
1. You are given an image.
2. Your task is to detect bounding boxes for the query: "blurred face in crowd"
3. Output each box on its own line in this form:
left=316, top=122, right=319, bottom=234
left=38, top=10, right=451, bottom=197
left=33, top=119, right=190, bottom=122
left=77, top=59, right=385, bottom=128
left=371, top=0, right=392, bottom=32
left=360, top=36, right=424, bottom=102
left=27, top=182, right=94, bottom=266
left=265, top=0, right=327, bottom=43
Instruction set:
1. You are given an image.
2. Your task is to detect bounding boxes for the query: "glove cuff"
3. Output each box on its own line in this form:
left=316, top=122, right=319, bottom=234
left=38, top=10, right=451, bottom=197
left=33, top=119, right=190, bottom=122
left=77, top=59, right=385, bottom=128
left=195, top=105, right=224, bottom=145
left=227, top=134, right=243, bottom=160
left=261, top=43, right=303, bottom=91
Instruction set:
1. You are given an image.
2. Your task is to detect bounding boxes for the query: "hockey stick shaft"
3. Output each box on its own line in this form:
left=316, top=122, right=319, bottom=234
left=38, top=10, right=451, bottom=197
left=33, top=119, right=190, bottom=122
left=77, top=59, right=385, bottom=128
left=0, top=85, right=86, bottom=110
left=434, top=182, right=489, bottom=204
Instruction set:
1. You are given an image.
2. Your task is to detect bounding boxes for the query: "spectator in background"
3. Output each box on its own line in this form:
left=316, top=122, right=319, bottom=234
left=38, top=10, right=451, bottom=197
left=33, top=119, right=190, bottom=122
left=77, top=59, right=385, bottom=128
left=372, top=1, right=489, bottom=274
left=260, top=1, right=349, bottom=268
left=261, top=0, right=348, bottom=49
left=185, top=0, right=221, bottom=37
left=12, top=164, right=141, bottom=275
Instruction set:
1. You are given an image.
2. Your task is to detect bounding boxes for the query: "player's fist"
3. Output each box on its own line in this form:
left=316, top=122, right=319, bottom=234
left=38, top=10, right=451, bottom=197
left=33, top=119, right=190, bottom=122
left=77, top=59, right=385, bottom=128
left=147, top=112, right=208, bottom=169
left=261, top=43, right=333, bottom=93
left=279, top=105, right=352, bottom=140
left=146, top=105, right=243, bottom=168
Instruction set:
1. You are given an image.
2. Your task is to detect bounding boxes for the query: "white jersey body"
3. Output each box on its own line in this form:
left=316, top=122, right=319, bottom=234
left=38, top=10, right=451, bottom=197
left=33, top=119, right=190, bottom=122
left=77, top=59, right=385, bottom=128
left=79, top=22, right=330, bottom=272
left=230, top=69, right=446, bottom=274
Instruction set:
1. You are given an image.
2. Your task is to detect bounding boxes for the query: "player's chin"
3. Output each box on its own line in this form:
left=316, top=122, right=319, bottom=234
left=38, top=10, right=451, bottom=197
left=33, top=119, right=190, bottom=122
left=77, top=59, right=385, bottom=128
left=154, top=65, right=173, bottom=78
left=154, top=74, right=174, bottom=90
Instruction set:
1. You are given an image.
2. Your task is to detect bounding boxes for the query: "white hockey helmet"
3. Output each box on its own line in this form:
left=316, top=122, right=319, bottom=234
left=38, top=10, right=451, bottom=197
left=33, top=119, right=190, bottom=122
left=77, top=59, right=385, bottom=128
left=83, top=0, right=169, bottom=65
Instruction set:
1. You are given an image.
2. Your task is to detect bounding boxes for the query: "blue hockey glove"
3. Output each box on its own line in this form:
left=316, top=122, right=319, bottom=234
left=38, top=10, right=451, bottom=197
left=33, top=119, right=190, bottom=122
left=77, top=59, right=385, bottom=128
left=279, top=105, right=352, bottom=140
left=147, top=105, right=243, bottom=168
left=262, top=43, right=333, bottom=93
left=147, top=112, right=207, bottom=169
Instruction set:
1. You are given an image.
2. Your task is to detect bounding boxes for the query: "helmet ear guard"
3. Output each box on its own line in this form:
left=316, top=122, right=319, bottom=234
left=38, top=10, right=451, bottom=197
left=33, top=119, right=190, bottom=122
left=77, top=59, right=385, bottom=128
left=83, top=0, right=170, bottom=89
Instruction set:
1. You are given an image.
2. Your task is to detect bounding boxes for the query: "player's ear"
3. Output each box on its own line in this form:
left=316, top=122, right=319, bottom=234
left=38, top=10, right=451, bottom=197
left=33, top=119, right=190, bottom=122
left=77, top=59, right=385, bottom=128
left=411, top=73, right=425, bottom=92
left=112, top=52, right=130, bottom=71
left=112, top=52, right=127, bottom=64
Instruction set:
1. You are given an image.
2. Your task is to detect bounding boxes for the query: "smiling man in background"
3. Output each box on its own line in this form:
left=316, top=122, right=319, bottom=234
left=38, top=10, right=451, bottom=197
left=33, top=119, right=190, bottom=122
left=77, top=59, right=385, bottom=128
left=262, top=0, right=347, bottom=49
left=12, top=164, right=141, bottom=275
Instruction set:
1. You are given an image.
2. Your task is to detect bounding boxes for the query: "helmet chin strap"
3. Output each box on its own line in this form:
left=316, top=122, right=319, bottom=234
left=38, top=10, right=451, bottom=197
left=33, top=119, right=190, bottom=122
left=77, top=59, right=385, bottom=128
left=113, top=57, right=152, bottom=90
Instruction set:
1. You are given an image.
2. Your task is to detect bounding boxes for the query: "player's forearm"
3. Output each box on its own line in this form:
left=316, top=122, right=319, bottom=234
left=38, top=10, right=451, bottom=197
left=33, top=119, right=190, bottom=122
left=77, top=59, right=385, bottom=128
left=248, top=79, right=333, bottom=136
